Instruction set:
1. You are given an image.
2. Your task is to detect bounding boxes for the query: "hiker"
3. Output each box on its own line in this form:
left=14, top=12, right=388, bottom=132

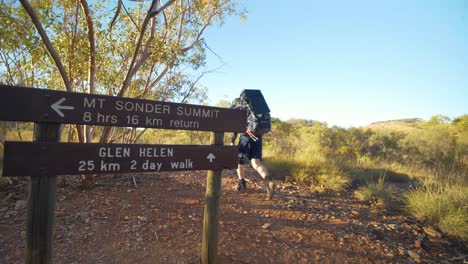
left=231, top=90, right=275, bottom=200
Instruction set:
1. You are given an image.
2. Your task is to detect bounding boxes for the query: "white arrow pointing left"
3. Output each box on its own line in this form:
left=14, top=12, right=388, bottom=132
left=207, top=153, right=216, bottom=163
left=51, top=97, right=75, bottom=117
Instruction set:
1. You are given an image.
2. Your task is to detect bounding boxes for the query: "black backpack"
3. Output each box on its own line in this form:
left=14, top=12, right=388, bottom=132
left=238, top=89, right=271, bottom=135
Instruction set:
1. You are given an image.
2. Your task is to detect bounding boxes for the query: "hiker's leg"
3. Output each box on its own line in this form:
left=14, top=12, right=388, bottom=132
left=237, top=164, right=245, bottom=180
left=251, top=158, right=275, bottom=200
left=251, top=158, right=269, bottom=179
left=236, top=163, right=247, bottom=190
left=249, top=136, right=268, bottom=179
left=237, top=135, right=250, bottom=180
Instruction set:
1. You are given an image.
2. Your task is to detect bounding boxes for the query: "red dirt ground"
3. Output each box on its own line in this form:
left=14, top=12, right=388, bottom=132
left=0, top=168, right=466, bottom=263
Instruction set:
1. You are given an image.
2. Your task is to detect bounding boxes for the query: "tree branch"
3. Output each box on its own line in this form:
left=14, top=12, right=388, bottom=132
left=138, top=64, right=156, bottom=99
left=109, top=0, right=122, bottom=33
left=80, top=0, right=96, bottom=95
left=180, top=12, right=218, bottom=53
left=0, top=52, right=15, bottom=85
left=20, top=0, right=86, bottom=143
left=122, top=0, right=141, bottom=31
left=149, top=0, right=178, bottom=18
left=179, top=74, right=203, bottom=103
left=67, top=2, right=80, bottom=87
left=79, top=0, right=96, bottom=143
left=130, top=18, right=158, bottom=78
left=132, top=128, right=148, bottom=144
left=176, top=1, right=187, bottom=47
left=102, top=0, right=162, bottom=143
left=118, top=0, right=159, bottom=98
left=138, top=65, right=170, bottom=100
left=19, top=0, right=72, bottom=92
left=161, top=0, right=179, bottom=39
left=179, top=63, right=223, bottom=104
left=114, top=0, right=177, bottom=97
left=147, top=66, right=170, bottom=95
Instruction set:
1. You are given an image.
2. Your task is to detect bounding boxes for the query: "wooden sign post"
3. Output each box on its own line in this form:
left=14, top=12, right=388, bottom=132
left=4, top=143, right=238, bottom=176
left=0, top=85, right=244, bottom=132
left=26, top=123, right=60, bottom=264
left=0, top=85, right=247, bottom=263
left=201, top=132, right=224, bottom=264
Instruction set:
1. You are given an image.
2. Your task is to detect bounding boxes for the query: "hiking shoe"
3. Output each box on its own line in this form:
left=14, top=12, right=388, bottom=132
left=265, top=178, right=275, bottom=200
left=236, top=179, right=247, bottom=191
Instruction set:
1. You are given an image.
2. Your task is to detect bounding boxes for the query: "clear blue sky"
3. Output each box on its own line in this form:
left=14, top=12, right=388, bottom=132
left=201, top=0, right=468, bottom=127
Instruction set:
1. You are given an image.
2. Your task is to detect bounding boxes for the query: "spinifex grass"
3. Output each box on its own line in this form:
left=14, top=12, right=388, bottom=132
left=354, top=177, right=396, bottom=209
left=405, top=183, right=468, bottom=240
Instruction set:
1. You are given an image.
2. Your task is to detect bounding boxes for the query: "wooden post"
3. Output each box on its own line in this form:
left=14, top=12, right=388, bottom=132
left=201, top=132, right=224, bottom=264
left=25, top=123, right=60, bottom=264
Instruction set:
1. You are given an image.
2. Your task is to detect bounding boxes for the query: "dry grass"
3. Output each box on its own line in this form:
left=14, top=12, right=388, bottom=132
left=354, top=178, right=397, bottom=209
left=405, top=184, right=468, bottom=240
left=264, top=157, right=350, bottom=192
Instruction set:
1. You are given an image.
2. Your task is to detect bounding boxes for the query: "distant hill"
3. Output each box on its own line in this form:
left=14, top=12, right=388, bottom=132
left=370, top=118, right=423, bottom=125
left=364, top=118, right=423, bottom=132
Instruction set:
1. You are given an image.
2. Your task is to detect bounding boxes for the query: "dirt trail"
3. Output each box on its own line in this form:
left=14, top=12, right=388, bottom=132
left=0, top=169, right=466, bottom=263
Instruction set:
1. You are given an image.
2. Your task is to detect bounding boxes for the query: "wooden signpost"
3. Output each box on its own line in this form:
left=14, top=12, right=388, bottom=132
left=0, top=84, right=245, bottom=132
left=3, top=142, right=237, bottom=176
left=0, top=85, right=246, bottom=264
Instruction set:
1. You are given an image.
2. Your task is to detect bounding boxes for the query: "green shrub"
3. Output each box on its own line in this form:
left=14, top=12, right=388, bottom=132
left=439, top=207, right=468, bottom=240
left=349, top=166, right=411, bottom=186
left=405, top=185, right=468, bottom=240
left=263, top=157, right=297, bottom=180
left=289, top=166, right=311, bottom=184
left=264, top=157, right=349, bottom=192
left=263, top=157, right=320, bottom=184
left=314, top=166, right=350, bottom=192
left=290, top=161, right=322, bottom=183
left=355, top=178, right=396, bottom=208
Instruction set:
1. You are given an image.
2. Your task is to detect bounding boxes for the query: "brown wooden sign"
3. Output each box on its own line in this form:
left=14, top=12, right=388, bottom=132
left=0, top=85, right=246, bottom=132
left=0, top=83, right=246, bottom=263
left=3, top=142, right=238, bottom=176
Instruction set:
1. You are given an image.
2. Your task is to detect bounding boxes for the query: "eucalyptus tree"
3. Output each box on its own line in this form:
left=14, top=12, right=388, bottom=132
left=1, top=0, right=244, bottom=186
left=0, top=0, right=245, bottom=143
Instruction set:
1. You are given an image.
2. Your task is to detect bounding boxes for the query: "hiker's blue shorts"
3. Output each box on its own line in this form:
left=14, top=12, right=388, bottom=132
left=238, top=135, right=262, bottom=164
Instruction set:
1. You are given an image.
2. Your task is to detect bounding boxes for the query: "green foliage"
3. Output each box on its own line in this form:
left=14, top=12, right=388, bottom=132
left=0, top=0, right=244, bottom=144
left=137, top=128, right=211, bottom=145
left=405, top=185, right=468, bottom=240
left=0, top=122, right=33, bottom=142
left=289, top=161, right=322, bottom=184
left=263, top=157, right=298, bottom=180
left=400, top=117, right=466, bottom=184
left=264, top=157, right=350, bottom=193
left=7, top=0, right=243, bottom=94
left=263, top=118, right=296, bottom=158
left=264, top=114, right=467, bottom=239
left=265, top=115, right=467, bottom=185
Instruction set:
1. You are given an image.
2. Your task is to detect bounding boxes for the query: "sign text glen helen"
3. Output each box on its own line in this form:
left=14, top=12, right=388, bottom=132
left=0, top=85, right=246, bottom=132
left=3, top=142, right=238, bottom=176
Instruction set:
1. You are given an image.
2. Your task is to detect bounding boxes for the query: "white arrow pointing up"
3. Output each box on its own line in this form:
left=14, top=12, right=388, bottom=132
left=51, top=97, right=75, bottom=117
left=207, top=153, right=216, bottom=163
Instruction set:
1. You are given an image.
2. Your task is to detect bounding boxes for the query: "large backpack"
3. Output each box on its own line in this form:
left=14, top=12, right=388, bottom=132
left=238, top=89, right=271, bottom=135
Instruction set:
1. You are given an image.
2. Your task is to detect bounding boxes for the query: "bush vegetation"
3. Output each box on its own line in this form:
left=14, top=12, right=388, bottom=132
left=1, top=114, right=467, bottom=239
left=354, top=177, right=396, bottom=209
left=262, top=115, right=467, bottom=240
left=405, top=184, right=468, bottom=240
